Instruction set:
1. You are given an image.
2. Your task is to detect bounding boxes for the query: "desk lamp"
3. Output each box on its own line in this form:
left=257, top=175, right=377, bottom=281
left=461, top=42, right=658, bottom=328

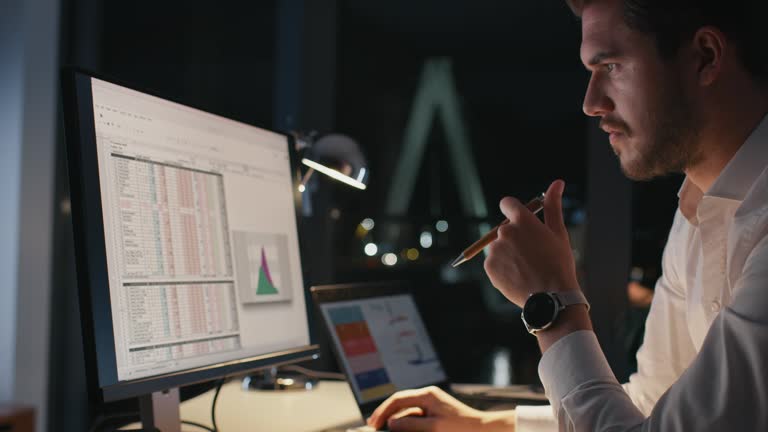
left=295, top=132, right=369, bottom=216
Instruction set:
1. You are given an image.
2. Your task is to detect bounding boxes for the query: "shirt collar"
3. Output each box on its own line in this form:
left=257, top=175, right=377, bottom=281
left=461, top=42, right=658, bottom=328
left=677, top=113, right=768, bottom=224
left=678, top=178, right=703, bottom=225
left=706, top=113, right=768, bottom=201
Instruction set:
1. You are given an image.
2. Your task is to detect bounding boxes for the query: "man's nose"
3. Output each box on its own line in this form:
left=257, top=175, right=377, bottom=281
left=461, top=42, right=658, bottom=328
left=582, top=75, right=614, bottom=117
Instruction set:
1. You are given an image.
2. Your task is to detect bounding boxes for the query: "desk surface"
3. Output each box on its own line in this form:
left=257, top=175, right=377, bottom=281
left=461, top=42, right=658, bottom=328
left=179, top=380, right=363, bottom=432
left=125, top=380, right=547, bottom=431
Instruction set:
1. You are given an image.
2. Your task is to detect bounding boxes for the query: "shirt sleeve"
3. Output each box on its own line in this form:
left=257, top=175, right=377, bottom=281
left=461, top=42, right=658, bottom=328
left=516, top=211, right=694, bottom=431
left=538, top=237, right=768, bottom=432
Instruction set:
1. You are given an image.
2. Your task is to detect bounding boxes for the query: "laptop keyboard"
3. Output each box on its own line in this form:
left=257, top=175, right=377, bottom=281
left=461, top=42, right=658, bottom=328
left=455, top=393, right=518, bottom=411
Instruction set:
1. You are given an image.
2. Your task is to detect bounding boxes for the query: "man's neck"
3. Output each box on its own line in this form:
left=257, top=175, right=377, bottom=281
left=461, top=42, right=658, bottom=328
left=685, top=93, right=768, bottom=193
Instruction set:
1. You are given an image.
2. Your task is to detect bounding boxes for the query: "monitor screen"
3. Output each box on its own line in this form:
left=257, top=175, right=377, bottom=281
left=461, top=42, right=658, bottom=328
left=319, top=293, right=447, bottom=404
left=65, top=71, right=315, bottom=399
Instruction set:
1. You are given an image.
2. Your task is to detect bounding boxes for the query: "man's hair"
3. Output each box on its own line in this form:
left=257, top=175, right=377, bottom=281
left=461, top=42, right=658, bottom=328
left=566, top=0, right=768, bottom=83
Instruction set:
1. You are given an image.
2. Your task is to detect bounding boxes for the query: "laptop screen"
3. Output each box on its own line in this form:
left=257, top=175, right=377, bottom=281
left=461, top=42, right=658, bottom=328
left=319, top=293, right=447, bottom=405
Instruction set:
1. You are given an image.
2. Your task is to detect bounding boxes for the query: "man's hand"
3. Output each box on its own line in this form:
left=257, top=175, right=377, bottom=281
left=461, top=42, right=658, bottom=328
left=483, top=180, right=580, bottom=307
left=367, top=386, right=515, bottom=432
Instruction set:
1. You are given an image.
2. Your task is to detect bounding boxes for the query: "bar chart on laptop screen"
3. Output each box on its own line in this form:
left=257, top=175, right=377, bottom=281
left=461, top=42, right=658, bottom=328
left=324, top=295, right=446, bottom=399
left=328, top=305, right=397, bottom=402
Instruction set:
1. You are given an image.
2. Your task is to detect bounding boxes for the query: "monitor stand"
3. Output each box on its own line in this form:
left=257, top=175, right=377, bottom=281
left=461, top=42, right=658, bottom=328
left=242, top=366, right=318, bottom=391
left=139, top=388, right=181, bottom=432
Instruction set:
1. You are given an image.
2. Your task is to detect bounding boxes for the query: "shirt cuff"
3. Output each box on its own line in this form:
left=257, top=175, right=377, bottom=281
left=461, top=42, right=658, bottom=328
left=538, top=330, right=617, bottom=414
left=515, top=405, right=557, bottom=432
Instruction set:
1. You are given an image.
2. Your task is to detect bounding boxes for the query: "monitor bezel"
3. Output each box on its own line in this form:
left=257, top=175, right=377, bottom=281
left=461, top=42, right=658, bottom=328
left=61, top=67, right=319, bottom=402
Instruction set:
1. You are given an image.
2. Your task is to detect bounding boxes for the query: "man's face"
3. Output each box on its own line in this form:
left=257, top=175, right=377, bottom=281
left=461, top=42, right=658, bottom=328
left=580, top=0, right=700, bottom=180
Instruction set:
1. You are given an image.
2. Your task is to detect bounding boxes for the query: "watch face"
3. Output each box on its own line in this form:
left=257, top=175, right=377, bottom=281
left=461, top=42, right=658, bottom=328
left=523, top=293, right=557, bottom=329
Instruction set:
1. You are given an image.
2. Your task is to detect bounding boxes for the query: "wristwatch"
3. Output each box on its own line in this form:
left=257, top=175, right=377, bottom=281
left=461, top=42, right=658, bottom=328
left=521, top=291, right=590, bottom=335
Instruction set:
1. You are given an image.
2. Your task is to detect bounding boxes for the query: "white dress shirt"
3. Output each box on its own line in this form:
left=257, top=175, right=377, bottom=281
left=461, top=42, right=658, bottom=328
left=531, top=115, right=768, bottom=431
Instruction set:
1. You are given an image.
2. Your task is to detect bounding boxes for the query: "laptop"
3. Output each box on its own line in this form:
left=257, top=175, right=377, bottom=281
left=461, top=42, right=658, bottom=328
left=311, top=281, right=547, bottom=430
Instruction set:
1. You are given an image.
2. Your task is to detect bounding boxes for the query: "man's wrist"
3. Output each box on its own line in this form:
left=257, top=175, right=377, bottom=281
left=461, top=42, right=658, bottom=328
left=522, top=290, right=588, bottom=334
left=536, top=304, right=592, bottom=353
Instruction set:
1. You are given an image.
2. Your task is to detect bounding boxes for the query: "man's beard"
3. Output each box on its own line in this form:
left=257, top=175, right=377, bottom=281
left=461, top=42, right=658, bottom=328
left=614, top=78, right=701, bottom=181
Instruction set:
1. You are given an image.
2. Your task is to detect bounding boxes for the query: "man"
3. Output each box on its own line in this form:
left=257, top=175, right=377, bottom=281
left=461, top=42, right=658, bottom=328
left=367, top=0, right=768, bottom=430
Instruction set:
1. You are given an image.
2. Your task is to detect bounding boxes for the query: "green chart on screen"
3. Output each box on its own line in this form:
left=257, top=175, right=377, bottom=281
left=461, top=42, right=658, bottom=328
left=256, top=247, right=279, bottom=296
left=234, top=230, right=293, bottom=304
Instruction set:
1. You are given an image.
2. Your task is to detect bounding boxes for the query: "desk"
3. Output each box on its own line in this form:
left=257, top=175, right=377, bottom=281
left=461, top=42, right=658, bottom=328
left=135, top=380, right=365, bottom=432
left=125, top=380, right=547, bottom=431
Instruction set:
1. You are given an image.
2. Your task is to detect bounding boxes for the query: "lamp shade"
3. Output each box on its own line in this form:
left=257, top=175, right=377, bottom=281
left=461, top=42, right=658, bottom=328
left=301, top=133, right=369, bottom=190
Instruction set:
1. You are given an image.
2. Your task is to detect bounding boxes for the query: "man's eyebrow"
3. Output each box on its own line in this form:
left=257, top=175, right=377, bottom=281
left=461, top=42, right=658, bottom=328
left=586, top=50, right=621, bottom=66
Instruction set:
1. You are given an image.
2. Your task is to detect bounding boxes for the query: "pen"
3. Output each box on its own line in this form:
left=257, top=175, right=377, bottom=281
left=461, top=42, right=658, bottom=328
left=450, top=192, right=546, bottom=268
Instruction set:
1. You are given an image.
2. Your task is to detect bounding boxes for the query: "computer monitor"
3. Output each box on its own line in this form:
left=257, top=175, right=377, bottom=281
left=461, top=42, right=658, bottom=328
left=62, top=69, right=318, bottom=431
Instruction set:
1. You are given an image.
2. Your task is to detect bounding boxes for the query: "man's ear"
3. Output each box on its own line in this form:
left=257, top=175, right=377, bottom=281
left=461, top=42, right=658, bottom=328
left=691, top=26, right=726, bottom=87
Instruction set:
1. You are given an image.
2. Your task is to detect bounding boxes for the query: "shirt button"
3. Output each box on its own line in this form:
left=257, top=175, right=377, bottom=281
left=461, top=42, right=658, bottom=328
left=710, top=300, right=721, bottom=313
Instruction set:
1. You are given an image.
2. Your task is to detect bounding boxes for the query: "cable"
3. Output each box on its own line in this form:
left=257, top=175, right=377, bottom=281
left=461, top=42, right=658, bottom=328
left=182, top=420, right=215, bottom=431
left=88, top=410, right=214, bottom=431
left=281, top=364, right=346, bottom=381
left=90, top=370, right=336, bottom=431
left=211, top=378, right=225, bottom=432
left=88, top=378, right=225, bottom=432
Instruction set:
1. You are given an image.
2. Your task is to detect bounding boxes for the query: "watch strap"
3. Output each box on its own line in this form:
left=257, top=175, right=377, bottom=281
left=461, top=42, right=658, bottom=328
left=555, top=290, right=590, bottom=311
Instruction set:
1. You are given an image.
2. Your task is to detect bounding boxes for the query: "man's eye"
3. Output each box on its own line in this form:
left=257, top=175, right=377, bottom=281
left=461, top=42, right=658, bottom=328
left=605, top=63, right=617, bottom=72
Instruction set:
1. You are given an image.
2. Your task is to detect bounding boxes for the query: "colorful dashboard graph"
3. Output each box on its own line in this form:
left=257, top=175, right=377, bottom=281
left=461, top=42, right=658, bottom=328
left=233, top=231, right=293, bottom=304
left=329, top=306, right=397, bottom=402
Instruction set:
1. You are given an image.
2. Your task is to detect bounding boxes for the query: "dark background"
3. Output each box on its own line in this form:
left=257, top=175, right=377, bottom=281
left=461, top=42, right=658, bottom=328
left=48, top=1, right=682, bottom=430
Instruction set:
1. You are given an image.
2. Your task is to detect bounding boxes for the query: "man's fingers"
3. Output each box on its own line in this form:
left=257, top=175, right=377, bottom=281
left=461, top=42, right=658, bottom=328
left=499, top=196, right=525, bottom=224
left=544, top=179, right=569, bottom=241
left=368, top=389, right=436, bottom=429
left=389, top=407, right=425, bottom=421
left=388, top=415, right=437, bottom=432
